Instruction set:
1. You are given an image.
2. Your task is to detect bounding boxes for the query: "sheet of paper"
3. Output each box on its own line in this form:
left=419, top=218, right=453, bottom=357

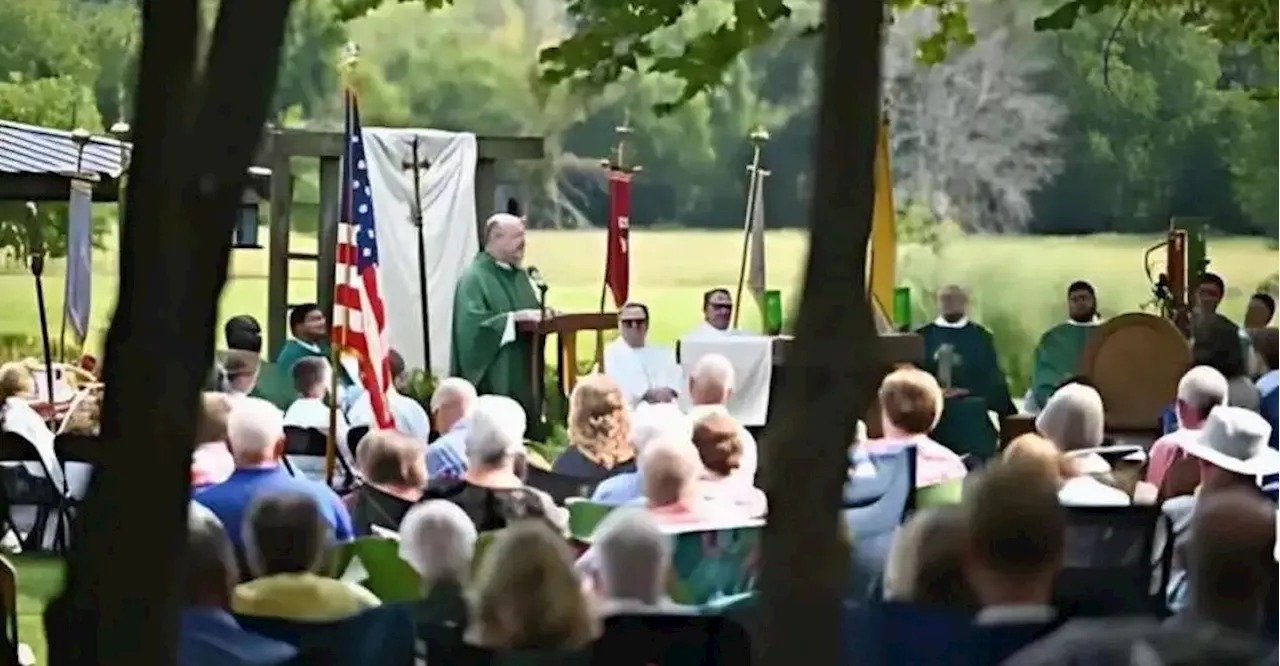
left=370, top=524, right=400, bottom=540
left=339, top=553, right=369, bottom=585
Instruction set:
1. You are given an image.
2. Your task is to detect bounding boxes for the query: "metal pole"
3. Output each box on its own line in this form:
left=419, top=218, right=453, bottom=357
left=732, top=127, right=769, bottom=329
left=408, top=137, right=432, bottom=371
left=26, top=203, right=56, bottom=417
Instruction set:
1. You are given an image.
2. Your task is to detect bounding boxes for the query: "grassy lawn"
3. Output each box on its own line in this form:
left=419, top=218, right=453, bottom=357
left=1, top=226, right=1273, bottom=366
left=9, top=555, right=63, bottom=666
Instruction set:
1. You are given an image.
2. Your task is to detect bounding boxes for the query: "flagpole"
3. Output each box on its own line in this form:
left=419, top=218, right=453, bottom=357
left=328, top=43, right=360, bottom=486
left=732, top=126, right=769, bottom=329
left=404, top=136, right=432, bottom=372
left=594, top=118, right=640, bottom=367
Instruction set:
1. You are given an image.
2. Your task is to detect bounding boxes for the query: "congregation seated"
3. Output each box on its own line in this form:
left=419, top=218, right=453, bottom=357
left=686, top=354, right=757, bottom=484
left=221, top=350, right=261, bottom=398
left=589, top=509, right=694, bottom=617
left=881, top=506, right=975, bottom=614
left=688, top=406, right=766, bottom=518
left=423, top=377, right=477, bottom=480
left=1034, top=383, right=1139, bottom=506
left=191, top=392, right=235, bottom=491
left=1250, top=328, right=1278, bottom=451
left=424, top=395, right=563, bottom=532
left=1145, top=365, right=1227, bottom=489
left=345, top=429, right=427, bottom=536
left=281, top=357, right=353, bottom=479
left=232, top=491, right=380, bottom=622
left=1194, top=312, right=1260, bottom=412
left=591, top=402, right=691, bottom=506
left=397, top=500, right=476, bottom=637
left=180, top=502, right=297, bottom=666
left=552, top=374, right=636, bottom=482
left=860, top=367, right=967, bottom=488
left=636, top=437, right=740, bottom=526
left=347, top=350, right=430, bottom=442
left=467, top=521, right=598, bottom=651
left=195, top=397, right=354, bottom=549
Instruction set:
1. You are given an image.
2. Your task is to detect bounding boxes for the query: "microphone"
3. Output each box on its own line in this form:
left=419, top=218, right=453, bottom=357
left=527, top=265, right=546, bottom=289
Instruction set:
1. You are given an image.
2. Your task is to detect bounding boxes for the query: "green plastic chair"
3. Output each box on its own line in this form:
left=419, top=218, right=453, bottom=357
left=667, top=523, right=763, bottom=605
left=915, top=478, right=964, bottom=508
left=565, top=498, right=613, bottom=542
left=328, top=537, right=422, bottom=603
left=250, top=360, right=295, bottom=410
left=471, top=530, right=499, bottom=575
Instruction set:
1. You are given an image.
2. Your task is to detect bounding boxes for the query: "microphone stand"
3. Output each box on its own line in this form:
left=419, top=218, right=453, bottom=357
left=26, top=203, right=57, bottom=422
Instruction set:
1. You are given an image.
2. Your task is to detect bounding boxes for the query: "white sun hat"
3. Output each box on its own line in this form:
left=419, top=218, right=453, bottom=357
left=1178, top=405, right=1279, bottom=477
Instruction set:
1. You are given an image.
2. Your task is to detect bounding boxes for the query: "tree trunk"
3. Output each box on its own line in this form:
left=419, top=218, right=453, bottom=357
left=758, top=1, right=885, bottom=665
left=43, top=1, right=295, bottom=664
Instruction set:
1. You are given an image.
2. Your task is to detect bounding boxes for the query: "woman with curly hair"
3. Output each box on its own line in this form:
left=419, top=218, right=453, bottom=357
left=552, top=374, right=635, bottom=481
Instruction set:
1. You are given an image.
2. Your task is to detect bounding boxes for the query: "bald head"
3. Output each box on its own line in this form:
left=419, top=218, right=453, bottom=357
left=1187, top=489, right=1277, bottom=630
left=1176, top=365, right=1228, bottom=426
left=688, top=354, right=735, bottom=406
left=639, top=436, right=701, bottom=506
left=430, top=377, right=477, bottom=433
left=226, top=397, right=284, bottom=465
left=483, top=213, right=527, bottom=266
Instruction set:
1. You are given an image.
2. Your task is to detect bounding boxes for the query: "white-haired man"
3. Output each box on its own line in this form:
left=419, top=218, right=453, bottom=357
left=195, top=397, right=354, bottom=549
left=424, top=377, right=479, bottom=480
left=591, top=508, right=691, bottom=615
left=399, top=500, right=477, bottom=628
left=450, top=213, right=550, bottom=431
left=688, top=354, right=758, bottom=482
left=348, top=349, right=431, bottom=441
left=1146, top=365, right=1229, bottom=487
left=591, top=402, right=692, bottom=505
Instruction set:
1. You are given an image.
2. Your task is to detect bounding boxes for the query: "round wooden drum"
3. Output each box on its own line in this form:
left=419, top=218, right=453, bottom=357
left=1079, top=313, right=1190, bottom=432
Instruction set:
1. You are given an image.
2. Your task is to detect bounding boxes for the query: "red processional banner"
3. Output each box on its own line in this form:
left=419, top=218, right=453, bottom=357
left=605, top=170, right=631, bottom=307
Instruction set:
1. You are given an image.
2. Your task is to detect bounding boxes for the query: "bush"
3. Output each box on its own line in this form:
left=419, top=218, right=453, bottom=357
left=0, top=334, right=82, bottom=364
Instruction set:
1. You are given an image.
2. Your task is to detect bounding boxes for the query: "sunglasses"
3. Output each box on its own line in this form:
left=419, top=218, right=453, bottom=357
left=620, top=319, right=647, bottom=327
left=708, top=303, right=733, bottom=311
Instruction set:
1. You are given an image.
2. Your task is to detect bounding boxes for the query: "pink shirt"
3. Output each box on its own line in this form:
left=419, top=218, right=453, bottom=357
left=861, top=435, right=967, bottom=488
left=1145, top=428, right=1200, bottom=487
left=191, top=442, right=235, bottom=488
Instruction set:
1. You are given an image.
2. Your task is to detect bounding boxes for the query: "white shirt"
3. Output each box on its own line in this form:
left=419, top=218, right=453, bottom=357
left=683, top=321, right=744, bottom=340
left=1057, top=475, right=1130, bottom=507
left=347, top=387, right=431, bottom=442
left=603, top=338, right=684, bottom=407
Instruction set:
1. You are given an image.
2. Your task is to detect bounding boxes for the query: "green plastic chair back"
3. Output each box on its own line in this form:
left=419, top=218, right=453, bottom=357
left=250, top=360, right=296, bottom=411
left=565, top=498, right=613, bottom=542
left=328, top=537, right=422, bottom=603
left=472, top=530, right=499, bottom=575
left=916, top=477, right=964, bottom=508
left=667, top=523, right=763, bottom=605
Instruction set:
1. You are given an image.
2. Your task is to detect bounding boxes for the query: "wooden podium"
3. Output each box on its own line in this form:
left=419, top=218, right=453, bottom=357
left=517, top=312, right=618, bottom=412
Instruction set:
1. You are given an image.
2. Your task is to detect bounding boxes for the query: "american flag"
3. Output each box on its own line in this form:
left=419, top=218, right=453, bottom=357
left=332, top=90, right=394, bottom=430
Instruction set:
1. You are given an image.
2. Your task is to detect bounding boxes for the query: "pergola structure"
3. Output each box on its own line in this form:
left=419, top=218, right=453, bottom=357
left=0, top=120, right=127, bottom=202
left=261, top=128, right=543, bottom=359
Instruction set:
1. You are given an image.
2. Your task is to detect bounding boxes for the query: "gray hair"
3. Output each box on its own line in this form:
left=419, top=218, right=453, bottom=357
left=187, top=502, right=237, bottom=603
left=629, top=402, right=691, bottom=453
left=594, top=508, right=671, bottom=604
left=398, top=500, right=478, bottom=583
left=1035, top=382, right=1105, bottom=452
left=465, top=395, right=527, bottom=467
left=638, top=436, right=702, bottom=505
left=226, top=396, right=284, bottom=459
left=242, top=491, right=328, bottom=578
left=430, top=377, right=478, bottom=413
left=690, top=354, right=735, bottom=393
left=883, top=506, right=972, bottom=608
left=1177, top=365, right=1228, bottom=421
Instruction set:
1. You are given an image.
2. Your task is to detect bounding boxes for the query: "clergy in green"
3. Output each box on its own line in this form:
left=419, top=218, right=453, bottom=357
left=451, top=213, right=545, bottom=428
left=917, top=286, right=1016, bottom=459
left=1029, top=281, right=1102, bottom=410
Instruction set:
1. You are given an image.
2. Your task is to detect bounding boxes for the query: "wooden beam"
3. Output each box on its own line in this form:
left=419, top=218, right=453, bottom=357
left=0, top=172, right=120, bottom=202
left=254, top=128, right=544, bottom=164
left=266, top=151, right=293, bottom=360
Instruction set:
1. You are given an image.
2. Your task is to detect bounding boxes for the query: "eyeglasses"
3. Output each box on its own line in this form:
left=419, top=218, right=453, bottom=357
left=708, top=302, right=733, bottom=311
left=620, top=319, right=647, bottom=327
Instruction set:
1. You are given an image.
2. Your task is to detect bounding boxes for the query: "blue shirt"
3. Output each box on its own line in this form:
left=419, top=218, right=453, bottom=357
left=195, top=467, right=355, bottom=547
left=425, top=419, right=469, bottom=480
left=1257, top=371, right=1278, bottom=495
left=179, top=607, right=297, bottom=666
left=591, top=471, right=643, bottom=505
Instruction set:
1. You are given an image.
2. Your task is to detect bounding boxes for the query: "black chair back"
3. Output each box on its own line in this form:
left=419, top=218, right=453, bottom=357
left=594, top=613, right=750, bottom=666
left=1056, top=505, right=1170, bottom=617
left=524, top=467, right=597, bottom=506
left=348, top=425, right=371, bottom=461
left=0, top=433, right=63, bottom=553
left=236, top=604, right=416, bottom=666
left=53, top=433, right=99, bottom=466
left=283, top=426, right=355, bottom=489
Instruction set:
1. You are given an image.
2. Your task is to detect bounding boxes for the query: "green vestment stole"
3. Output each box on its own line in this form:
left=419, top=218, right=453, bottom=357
left=917, top=321, right=1016, bottom=460
left=450, top=252, right=541, bottom=422
left=1030, top=322, right=1098, bottom=409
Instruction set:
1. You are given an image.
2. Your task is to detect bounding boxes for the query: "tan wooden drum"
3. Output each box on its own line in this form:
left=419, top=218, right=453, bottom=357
left=1078, top=313, right=1190, bottom=434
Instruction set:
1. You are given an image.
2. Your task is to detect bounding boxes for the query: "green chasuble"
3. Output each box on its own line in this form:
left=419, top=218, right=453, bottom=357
left=1029, top=322, right=1099, bottom=409
left=450, top=252, right=541, bottom=423
left=917, top=321, right=1016, bottom=460
left=272, top=338, right=353, bottom=388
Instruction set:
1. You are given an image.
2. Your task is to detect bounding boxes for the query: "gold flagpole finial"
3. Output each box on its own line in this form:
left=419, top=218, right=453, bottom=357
left=749, top=125, right=770, bottom=144
left=339, top=42, right=361, bottom=90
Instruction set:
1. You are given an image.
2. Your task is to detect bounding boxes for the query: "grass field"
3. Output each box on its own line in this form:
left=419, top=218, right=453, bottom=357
left=0, top=227, right=1275, bottom=384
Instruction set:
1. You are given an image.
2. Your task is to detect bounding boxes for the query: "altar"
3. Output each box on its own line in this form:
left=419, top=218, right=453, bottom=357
left=676, top=333, right=924, bottom=432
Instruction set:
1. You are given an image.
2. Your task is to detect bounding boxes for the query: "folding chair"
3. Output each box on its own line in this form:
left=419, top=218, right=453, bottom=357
left=51, top=434, right=98, bottom=551
left=283, top=426, right=355, bottom=490
left=326, top=536, right=422, bottom=603
left=842, top=445, right=917, bottom=600
left=235, top=604, right=416, bottom=666
left=595, top=613, right=750, bottom=666
left=524, top=467, right=597, bottom=506
left=1057, top=505, right=1172, bottom=617
left=0, top=433, right=65, bottom=553
left=564, top=498, right=613, bottom=542
left=347, top=425, right=370, bottom=461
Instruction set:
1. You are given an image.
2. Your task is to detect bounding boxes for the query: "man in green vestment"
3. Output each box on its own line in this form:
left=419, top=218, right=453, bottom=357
left=1028, top=281, right=1102, bottom=412
left=271, top=303, right=355, bottom=408
left=450, top=213, right=547, bottom=432
left=916, top=285, right=1016, bottom=459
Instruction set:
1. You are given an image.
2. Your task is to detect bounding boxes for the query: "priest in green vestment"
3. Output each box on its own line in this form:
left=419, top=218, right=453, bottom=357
left=916, top=285, right=1016, bottom=459
left=1028, top=280, right=1102, bottom=411
left=275, top=303, right=334, bottom=372
left=450, top=213, right=546, bottom=430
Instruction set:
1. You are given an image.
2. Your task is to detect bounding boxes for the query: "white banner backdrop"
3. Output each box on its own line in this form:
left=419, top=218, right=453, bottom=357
left=362, top=128, right=478, bottom=375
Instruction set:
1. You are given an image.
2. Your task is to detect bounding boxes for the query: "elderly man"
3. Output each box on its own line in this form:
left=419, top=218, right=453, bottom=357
left=399, top=500, right=478, bottom=631
left=179, top=502, right=297, bottom=666
left=591, top=509, right=691, bottom=615
left=233, top=492, right=380, bottom=621
left=195, top=397, right=354, bottom=548
left=1145, top=366, right=1228, bottom=488
left=638, top=436, right=735, bottom=526
left=424, top=377, right=478, bottom=480
left=450, top=213, right=547, bottom=431
left=687, top=354, right=758, bottom=482
left=592, top=402, right=692, bottom=505
left=604, top=302, right=684, bottom=406
left=348, top=349, right=430, bottom=441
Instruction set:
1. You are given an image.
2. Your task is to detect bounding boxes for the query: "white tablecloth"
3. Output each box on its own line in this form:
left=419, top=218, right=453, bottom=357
left=677, top=336, right=774, bottom=426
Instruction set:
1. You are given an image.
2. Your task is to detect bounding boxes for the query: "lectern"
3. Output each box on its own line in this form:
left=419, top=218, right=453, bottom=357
left=517, top=312, right=619, bottom=415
